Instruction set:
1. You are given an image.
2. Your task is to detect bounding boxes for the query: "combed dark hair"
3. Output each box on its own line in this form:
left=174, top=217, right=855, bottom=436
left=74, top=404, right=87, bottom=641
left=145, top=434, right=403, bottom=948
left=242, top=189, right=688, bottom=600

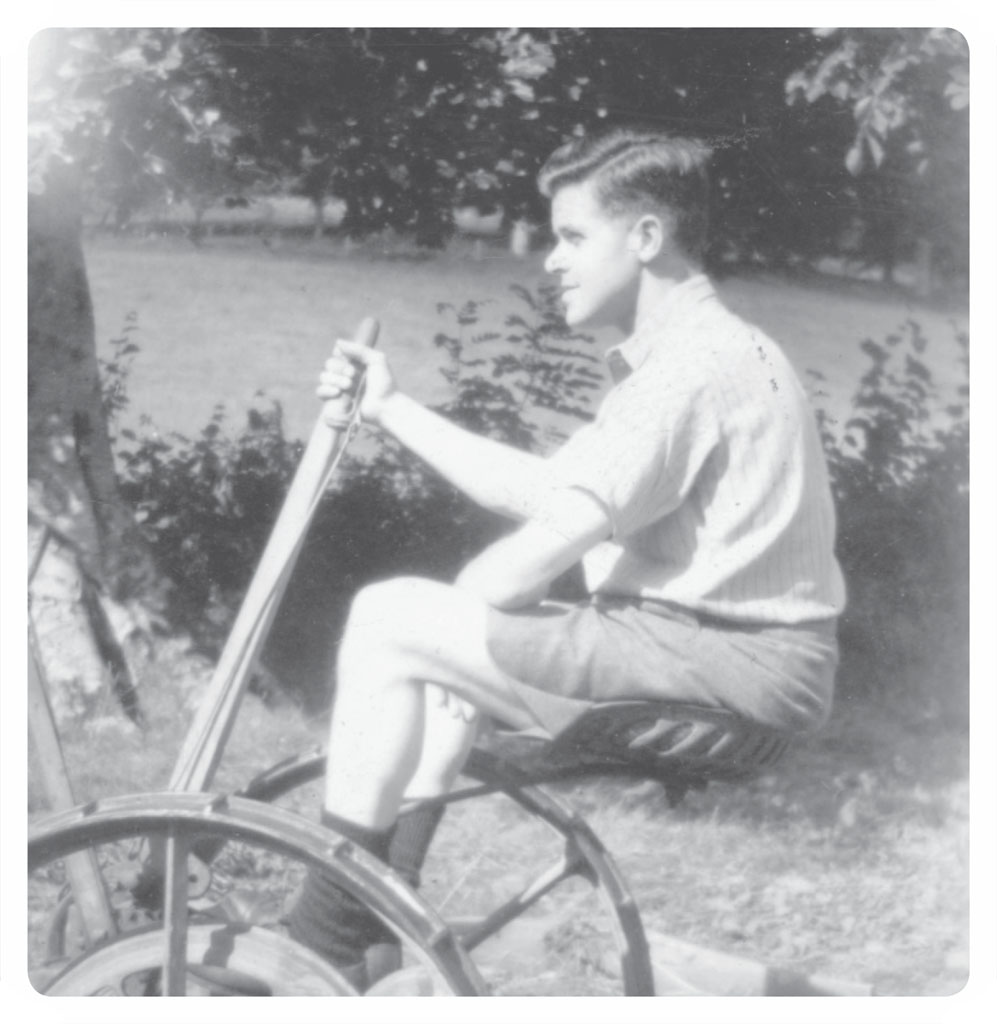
left=538, top=126, right=713, bottom=259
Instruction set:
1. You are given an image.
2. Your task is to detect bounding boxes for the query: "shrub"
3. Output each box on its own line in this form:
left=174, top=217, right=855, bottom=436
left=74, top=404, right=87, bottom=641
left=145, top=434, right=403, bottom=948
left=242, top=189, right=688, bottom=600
left=433, top=285, right=602, bottom=450
left=104, top=288, right=599, bottom=705
left=815, top=320, right=969, bottom=723
left=106, top=392, right=301, bottom=646
left=103, top=301, right=968, bottom=721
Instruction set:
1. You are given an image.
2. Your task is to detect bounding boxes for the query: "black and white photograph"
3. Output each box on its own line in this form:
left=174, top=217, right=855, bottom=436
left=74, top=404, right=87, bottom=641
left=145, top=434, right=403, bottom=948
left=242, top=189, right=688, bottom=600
left=9, top=7, right=993, bottom=1020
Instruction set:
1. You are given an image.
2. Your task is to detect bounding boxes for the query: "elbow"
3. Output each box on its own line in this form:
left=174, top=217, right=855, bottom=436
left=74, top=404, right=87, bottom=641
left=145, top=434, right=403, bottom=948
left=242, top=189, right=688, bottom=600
left=480, top=485, right=536, bottom=522
left=487, top=580, right=551, bottom=610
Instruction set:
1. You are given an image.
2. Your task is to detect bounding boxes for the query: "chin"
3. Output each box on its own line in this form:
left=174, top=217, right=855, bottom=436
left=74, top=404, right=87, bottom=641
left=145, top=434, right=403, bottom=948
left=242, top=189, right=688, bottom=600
left=563, top=303, right=594, bottom=328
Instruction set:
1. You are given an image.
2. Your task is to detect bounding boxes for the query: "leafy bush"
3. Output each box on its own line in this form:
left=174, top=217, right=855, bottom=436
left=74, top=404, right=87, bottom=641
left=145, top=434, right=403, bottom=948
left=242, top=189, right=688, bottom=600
left=103, top=288, right=598, bottom=704
left=433, top=285, right=602, bottom=449
left=118, top=401, right=301, bottom=641
left=103, top=300, right=968, bottom=720
left=815, top=320, right=969, bottom=722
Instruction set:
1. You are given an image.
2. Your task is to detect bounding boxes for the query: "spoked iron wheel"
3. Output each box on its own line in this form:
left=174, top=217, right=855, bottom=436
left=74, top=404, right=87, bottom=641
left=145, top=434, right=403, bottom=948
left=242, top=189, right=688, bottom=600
left=29, top=792, right=486, bottom=996
left=242, top=747, right=655, bottom=995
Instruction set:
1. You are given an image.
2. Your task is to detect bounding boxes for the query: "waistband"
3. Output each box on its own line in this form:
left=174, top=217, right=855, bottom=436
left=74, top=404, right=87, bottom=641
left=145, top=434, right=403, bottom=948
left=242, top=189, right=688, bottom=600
left=589, top=593, right=838, bottom=638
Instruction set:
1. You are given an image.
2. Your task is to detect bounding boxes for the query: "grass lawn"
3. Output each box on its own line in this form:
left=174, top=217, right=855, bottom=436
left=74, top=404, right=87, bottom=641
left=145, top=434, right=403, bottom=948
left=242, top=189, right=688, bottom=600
left=85, top=232, right=969, bottom=444
left=28, top=232, right=971, bottom=999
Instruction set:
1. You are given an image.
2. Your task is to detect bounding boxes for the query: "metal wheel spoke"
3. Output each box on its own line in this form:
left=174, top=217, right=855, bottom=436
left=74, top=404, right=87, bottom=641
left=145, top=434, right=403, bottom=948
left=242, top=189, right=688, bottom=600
left=455, top=850, right=585, bottom=951
left=161, top=823, right=190, bottom=995
left=234, top=749, right=656, bottom=994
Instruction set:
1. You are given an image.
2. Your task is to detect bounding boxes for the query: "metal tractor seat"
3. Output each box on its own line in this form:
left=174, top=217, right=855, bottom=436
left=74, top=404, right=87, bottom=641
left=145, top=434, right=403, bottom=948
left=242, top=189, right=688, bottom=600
left=478, top=699, right=793, bottom=806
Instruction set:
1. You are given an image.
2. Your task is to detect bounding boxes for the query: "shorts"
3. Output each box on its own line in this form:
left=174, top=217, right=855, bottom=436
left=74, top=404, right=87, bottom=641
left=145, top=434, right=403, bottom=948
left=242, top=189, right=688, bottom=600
left=486, top=595, right=838, bottom=737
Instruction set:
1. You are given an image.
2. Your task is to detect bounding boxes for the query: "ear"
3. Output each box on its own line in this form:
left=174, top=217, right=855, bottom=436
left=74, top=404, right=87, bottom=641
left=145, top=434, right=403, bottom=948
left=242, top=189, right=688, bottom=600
left=627, top=212, right=669, bottom=263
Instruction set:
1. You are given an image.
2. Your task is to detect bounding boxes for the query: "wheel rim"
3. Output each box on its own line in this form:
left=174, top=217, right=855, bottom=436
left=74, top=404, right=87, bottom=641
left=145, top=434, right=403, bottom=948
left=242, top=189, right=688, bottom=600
left=43, top=922, right=357, bottom=996
left=29, top=792, right=487, bottom=996
left=241, top=749, right=655, bottom=995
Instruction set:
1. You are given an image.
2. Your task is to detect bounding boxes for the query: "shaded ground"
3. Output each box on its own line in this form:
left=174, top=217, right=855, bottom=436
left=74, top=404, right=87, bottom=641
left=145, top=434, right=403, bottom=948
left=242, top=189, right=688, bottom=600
left=29, top=641, right=969, bottom=998
left=420, top=695, right=969, bottom=997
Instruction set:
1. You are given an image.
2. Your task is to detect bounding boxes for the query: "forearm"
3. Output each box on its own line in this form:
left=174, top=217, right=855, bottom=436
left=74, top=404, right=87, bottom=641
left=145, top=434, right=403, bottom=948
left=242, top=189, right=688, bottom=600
left=454, top=538, right=553, bottom=609
left=377, top=392, right=549, bottom=519
left=455, top=490, right=611, bottom=610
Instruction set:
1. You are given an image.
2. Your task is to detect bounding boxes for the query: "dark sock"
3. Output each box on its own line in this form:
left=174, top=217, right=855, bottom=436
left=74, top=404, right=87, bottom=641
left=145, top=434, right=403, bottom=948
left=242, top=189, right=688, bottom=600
left=287, top=811, right=395, bottom=970
left=319, top=809, right=395, bottom=861
left=389, top=802, right=446, bottom=889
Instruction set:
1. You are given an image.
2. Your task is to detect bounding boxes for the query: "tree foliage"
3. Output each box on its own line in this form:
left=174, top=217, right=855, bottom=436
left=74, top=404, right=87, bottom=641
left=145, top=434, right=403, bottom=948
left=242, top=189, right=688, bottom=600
left=197, top=28, right=523, bottom=245
left=29, top=28, right=245, bottom=223
left=787, top=28, right=969, bottom=277
left=532, top=27, right=968, bottom=275
left=29, top=27, right=969, bottom=271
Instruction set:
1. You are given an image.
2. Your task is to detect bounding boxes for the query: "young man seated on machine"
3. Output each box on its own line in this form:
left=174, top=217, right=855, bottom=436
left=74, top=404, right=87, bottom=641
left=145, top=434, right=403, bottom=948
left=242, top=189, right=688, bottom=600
left=289, top=125, right=846, bottom=981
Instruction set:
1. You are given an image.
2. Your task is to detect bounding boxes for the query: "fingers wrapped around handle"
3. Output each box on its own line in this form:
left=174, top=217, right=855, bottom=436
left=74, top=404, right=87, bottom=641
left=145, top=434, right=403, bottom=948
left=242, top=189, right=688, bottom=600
left=321, top=317, right=380, bottom=429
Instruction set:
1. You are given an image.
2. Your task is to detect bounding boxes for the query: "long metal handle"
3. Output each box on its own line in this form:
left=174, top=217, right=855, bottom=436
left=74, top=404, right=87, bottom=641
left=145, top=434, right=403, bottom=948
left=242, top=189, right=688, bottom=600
left=169, top=318, right=380, bottom=793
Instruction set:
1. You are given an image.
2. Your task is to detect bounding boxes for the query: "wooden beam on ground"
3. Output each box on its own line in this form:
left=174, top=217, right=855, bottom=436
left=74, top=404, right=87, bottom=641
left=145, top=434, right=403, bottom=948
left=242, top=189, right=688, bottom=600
left=646, top=930, right=875, bottom=996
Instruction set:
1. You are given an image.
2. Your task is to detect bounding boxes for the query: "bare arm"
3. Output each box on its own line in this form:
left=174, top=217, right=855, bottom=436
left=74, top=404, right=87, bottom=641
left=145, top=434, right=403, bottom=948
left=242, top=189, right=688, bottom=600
left=377, top=392, right=551, bottom=520
left=320, top=340, right=612, bottom=609
left=320, top=340, right=555, bottom=520
left=454, top=487, right=611, bottom=609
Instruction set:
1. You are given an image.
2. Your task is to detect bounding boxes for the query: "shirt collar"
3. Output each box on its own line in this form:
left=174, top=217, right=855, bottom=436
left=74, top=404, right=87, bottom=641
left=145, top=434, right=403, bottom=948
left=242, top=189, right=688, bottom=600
left=606, top=273, right=716, bottom=376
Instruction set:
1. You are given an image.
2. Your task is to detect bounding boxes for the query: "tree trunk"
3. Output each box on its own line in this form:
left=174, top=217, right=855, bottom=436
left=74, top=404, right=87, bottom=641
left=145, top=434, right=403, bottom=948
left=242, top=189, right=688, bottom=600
left=28, top=171, right=162, bottom=723
left=509, top=218, right=534, bottom=258
left=189, top=201, right=207, bottom=246
left=914, top=238, right=933, bottom=297
left=311, top=196, right=325, bottom=240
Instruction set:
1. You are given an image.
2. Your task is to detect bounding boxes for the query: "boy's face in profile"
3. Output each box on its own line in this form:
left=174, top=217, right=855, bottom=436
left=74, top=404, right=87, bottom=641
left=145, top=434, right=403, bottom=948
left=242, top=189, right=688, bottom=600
left=545, top=179, right=644, bottom=333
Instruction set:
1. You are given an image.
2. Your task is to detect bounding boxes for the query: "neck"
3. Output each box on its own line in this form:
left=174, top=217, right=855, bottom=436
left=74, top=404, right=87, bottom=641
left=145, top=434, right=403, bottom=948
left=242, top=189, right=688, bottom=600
left=626, top=256, right=701, bottom=336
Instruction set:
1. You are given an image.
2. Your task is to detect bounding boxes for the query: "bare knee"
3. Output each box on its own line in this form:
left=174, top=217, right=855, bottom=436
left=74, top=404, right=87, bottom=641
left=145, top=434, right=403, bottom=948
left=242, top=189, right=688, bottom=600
left=338, top=578, right=448, bottom=690
left=346, top=576, right=460, bottom=646
left=338, top=578, right=506, bottom=717
left=344, top=577, right=437, bottom=642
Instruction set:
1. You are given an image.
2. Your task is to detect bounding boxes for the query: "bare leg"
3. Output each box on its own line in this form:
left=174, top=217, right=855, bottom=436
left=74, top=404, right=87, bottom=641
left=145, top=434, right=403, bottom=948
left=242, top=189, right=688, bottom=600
left=402, top=684, right=479, bottom=804
left=291, top=577, right=538, bottom=973
left=388, top=685, right=479, bottom=901
left=324, top=577, right=536, bottom=830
